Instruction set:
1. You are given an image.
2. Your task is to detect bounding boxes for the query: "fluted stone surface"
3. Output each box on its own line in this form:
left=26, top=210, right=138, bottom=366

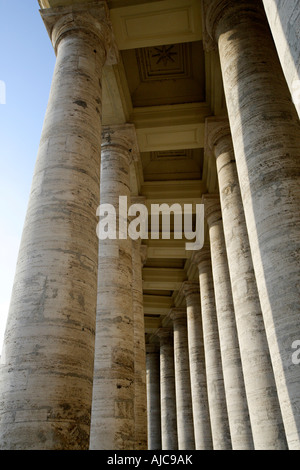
left=90, top=124, right=138, bottom=450
left=202, top=0, right=300, bottom=449
left=181, top=282, right=212, bottom=450
left=207, top=117, right=287, bottom=449
left=192, top=246, right=231, bottom=450
left=157, top=328, right=178, bottom=450
left=0, top=3, right=113, bottom=450
left=170, top=309, right=195, bottom=450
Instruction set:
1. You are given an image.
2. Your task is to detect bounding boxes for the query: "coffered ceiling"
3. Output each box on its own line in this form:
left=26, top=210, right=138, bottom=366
left=122, top=40, right=205, bottom=107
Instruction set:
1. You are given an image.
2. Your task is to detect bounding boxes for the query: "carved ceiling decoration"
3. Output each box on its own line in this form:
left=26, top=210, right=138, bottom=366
left=121, top=40, right=205, bottom=107
left=136, top=43, right=191, bottom=82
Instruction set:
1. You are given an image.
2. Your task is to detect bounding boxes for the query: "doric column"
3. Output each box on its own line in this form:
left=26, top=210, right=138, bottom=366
left=132, top=240, right=147, bottom=450
left=146, top=344, right=161, bottom=450
left=192, top=246, right=231, bottom=450
left=202, top=195, right=253, bottom=450
left=206, top=117, right=287, bottom=449
left=180, top=281, right=212, bottom=450
left=0, top=3, right=115, bottom=450
left=202, top=0, right=300, bottom=449
left=169, top=308, right=195, bottom=450
left=89, top=124, right=139, bottom=450
left=156, top=328, right=178, bottom=450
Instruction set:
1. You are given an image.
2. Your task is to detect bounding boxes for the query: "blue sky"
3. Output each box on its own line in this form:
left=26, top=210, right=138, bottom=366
left=0, top=1, right=56, bottom=350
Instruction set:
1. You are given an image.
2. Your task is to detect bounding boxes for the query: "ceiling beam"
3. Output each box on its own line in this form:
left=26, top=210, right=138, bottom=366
left=142, top=267, right=186, bottom=290
left=143, top=294, right=173, bottom=315
left=136, top=122, right=205, bottom=152
left=109, top=0, right=202, bottom=50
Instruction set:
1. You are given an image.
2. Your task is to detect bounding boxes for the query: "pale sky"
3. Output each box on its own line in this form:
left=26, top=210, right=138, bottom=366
left=0, top=1, right=55, bottom=351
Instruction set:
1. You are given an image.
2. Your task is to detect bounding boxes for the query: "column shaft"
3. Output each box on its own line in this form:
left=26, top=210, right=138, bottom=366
left=203, top=0, right=300, bottom=448
left=208, top=118, right=287, bottom=449
left=203, top=196, right=253, bottom=449
left=262, top=0, right=300, bottom=118
left=90, top=124, right=137, bottom=450
left=132, top=240, right=147, bottom=450
left=193, top=247, right=231, bottom=449
left=170, top=309, right=195, bottom=450
left=157, top=329, right=178, bottom=450
left=182, top=282, right=213, bottom=450
left=0, top=4, right=111, bottom=450
left=146, top=346, right=161, bottom=450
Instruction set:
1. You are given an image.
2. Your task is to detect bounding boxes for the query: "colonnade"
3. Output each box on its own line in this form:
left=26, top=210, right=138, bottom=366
left=0, top=0, right=299, bottom=450
left=147, top=234, right=287, bottom=449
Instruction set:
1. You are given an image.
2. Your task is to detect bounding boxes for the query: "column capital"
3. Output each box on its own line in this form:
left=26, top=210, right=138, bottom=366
left=180, top=281, right=200, bottom=299
left=169, top=308, right=187, bottom=322
left=202, top=194, right=222, bottom=226
left=155, top=328, right=173, bottom=344
left=205, top=117, right=232, bottom=158
left=40, top=2, right=118, bottom=64
left=201, top=0, right=260, bottom=51
left=146, top=343, right=160, bottom=354
left=102, top=123, right=140, bottom=164
left=156, top=327, right=173, bottom=338
left=190, top=244, right=212, bottom=270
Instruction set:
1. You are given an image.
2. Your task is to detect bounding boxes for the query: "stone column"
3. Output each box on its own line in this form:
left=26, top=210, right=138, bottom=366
left=206, top=117, right=287, bottom=449
left=132, top=240, right=147, bottom=450
left=0, top=3, right=115, bottom=450
left=146, top=344, right=161, bottom=450
left=180, top=282, right=213, bottom=450
left=262, top=0, right=300, bottom=119
left=156, top=328, right=178, bottom=450
left=202, top=195, right=253, bottom=450
left=192, top=246, right=231, bottom=450
left=169, top=308, right=195, bottom=450
left=89, top=124, right=139, bottom=450
left=202, top=0, right=300, bottom=449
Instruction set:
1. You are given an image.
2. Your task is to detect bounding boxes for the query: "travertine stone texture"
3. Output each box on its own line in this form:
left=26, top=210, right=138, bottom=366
left=89, top=124, right=138, bottom=450
left=132, top=240, right=147, bottom=450
left=202, top=0, right=300, bottom=449
left=203, top=195, right=253, bottom=450
left=169, top=308, right=195, bottom=450
left=181, top=282, right=212, bottom=450
left=192, top=246, right=231, bottom=450
left=263, top=0, right=300, bottom=119
left=207, top=117, right=287, bottom=449
left=156, top=328, right=178, bottom=450
left=146, top=344, right=161, bottom=450
left=0, top=3, right=112, bottom=450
